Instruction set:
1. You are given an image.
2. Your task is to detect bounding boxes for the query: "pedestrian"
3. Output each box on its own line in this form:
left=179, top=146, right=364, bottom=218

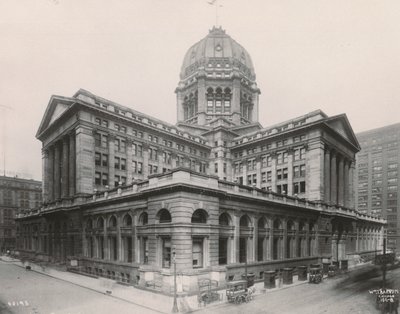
left=278, top=269, right=283, bottom=288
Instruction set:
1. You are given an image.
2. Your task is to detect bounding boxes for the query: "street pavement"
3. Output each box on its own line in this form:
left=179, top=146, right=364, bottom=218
left=197, top=265, right=400, bottom=314
left=0, top=261, right=163, bottom=314
left=1, top=256, right=398, bottom=314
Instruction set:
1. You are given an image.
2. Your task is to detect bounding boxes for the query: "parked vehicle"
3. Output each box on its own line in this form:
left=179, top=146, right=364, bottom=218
left=309, top=267, right=322, bottom=284
left=328, top=265, right=337, bottom=277
left=226, top=280, right=252, bottom=304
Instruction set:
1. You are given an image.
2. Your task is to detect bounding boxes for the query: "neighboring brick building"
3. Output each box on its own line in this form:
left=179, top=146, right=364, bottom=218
left=355, top=123, right=400, bottom=251
left=16, top=27, right=384, bottom=293
left=0, top=175, right=42, bottom=252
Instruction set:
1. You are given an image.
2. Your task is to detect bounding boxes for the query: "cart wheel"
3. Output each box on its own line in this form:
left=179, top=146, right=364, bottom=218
left=235, top=295, right=242, bottom=304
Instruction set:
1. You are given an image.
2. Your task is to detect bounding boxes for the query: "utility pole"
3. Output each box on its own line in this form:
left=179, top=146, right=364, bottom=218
left=382, top=238, right=386, bottom=289
left=172, top=245, right=178, bottom=313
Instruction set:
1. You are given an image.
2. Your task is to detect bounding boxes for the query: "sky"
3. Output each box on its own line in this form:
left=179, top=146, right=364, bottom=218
left=0, top=0, right=399, bottom=180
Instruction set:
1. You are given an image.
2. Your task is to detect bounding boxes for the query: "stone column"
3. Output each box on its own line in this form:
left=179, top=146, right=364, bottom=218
left=54, top=143, right=61, bottom=200
left=344, top=159, right=349, bottom=207
left=69, top=132, right=76, bottom=197
left=338, top=155, right=344, bottom=206
left=61, top=137, right=69, bottom=198
left=324, top=148, right=331, bottom=203
left=42, top=149, right=50, bottom=202
left=233, top=212, right=240, bottom=263
left=231, top=77, right=241, bottom=124
left=330, top=151, right=337, bottom=205
left=282, top=219, right=287, bottom=259
left=117, top=216, right=122, bottom=261
left=197, top=77, right=206, bottom=125
left=48, top=146, right=54, bottom=201
left=267, top=218, right=273, bottom=260
left=348, top=161, right=355, bottom=209
left=253, top=216, right=258, bottom=262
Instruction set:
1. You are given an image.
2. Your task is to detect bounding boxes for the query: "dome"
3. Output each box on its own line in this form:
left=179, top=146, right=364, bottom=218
left=179, top=27, right=256, bottom=81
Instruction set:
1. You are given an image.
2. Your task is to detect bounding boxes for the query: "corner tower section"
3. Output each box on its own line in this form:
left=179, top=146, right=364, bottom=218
left=176, top=27, right=260, bottom=128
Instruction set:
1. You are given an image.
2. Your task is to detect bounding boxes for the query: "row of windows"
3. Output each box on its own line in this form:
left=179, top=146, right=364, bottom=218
left=234, top=132, right=307, bottom=147
left=94, top=130, right=207, bottom=158
left=234, top=145, right=306, bottom=160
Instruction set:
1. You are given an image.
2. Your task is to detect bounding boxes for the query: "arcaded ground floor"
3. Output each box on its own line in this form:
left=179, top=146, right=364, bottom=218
left=15, top=171, right=386, bottom=294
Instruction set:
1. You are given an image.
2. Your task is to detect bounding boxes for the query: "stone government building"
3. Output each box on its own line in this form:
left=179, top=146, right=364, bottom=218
left=16, top=27, right=385, bottom=293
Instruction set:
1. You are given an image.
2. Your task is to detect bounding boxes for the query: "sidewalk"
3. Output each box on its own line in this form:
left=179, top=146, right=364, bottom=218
left=0, top=255, right=351, bottom=313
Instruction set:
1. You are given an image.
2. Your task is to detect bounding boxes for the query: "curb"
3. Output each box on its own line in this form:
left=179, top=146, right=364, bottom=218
left=0, top=258, right=169, bottom=314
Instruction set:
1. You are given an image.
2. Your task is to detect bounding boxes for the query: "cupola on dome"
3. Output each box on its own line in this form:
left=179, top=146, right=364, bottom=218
left=180, top=26, right=256, bottom=81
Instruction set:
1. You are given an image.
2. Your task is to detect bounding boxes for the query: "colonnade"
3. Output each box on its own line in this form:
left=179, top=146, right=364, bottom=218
left=323, top=147, right=354, bottom=207
left=43, top=132, right=76, bottom=202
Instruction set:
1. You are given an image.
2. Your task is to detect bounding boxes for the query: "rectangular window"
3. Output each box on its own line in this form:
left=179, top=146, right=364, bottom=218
left=101, top=135, right=108, bottom=148
left=102, top=154, right=108, bottom=167
left=95, top=153, right=101, bottom=166
left=162, top=238, right=171, bottom=268
left=102, top=173, right=108, bottom=186
left=132, top=161, right=137, bottom=173
left=261, top=172, right=266, bottom=183
left=142, top=237, right=148, bottom=264
left=115, top=157, right=120, bottom=169
left=95, top=172, right=101, bottom=185
left=121, top=158, right=126, bottom=170
left=192, top=238, right=204, bottom=268
left=138, top=162, right=143, bottom=174
left=95, top=133, right=101, bottom=147
left=218, top=238, right=228, bottom=265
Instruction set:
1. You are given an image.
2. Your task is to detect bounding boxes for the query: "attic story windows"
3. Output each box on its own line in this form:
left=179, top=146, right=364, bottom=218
left=206, top=87, right=231, bottom=114
left=183, top=92, right=198, bottom=120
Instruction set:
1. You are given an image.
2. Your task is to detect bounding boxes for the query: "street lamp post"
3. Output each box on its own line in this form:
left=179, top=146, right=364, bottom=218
left=172, top=245, right=178, bottom=313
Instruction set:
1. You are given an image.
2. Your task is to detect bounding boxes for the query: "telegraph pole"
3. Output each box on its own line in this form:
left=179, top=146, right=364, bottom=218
left=382, top=238, right=386, bottom=289
left=172, top=245, right=178, bottom=313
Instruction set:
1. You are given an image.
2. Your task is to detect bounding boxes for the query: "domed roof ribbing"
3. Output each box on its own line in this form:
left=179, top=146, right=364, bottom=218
left=179, top=26, right=256, bottom=81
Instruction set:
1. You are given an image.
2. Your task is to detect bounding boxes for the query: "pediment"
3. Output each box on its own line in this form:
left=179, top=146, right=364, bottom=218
left=325, top=115, right=360, bottom=150
left=36, top=95, right=75, bottom=138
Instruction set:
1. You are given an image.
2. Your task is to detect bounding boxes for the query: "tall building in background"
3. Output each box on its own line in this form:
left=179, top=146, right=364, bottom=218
left=0, top=176, right=42, bottom=252
left=355, top=123, right=400, bottom=251
left=16, top=27, right=384, bottom=293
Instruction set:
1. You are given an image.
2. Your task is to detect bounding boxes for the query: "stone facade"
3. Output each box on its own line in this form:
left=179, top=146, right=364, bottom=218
left=16, top=27, right=385, bottom=293
left=0, top=176, right=42, bottom=252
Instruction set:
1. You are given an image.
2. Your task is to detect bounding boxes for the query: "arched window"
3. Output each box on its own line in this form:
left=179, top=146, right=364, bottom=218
left=191, top=209, right=208, bottom=223
left=223, top=88, right=231, bottom=113
left=206, top=88, right=214, bottom=114
left=158, top=209, right=172, bottom=223
left=97, top=217, right=104, bottom=229
left=109, top=216, right=117, bottom=228
left=273, top=219, right=281, bottom=229
left=287, top=220, right=295, bottom=231
left=123, top=214, right=132, bottom=227
left=219, top=213, right=231, bottom=226
left=138, top=212, right=148, bottom=225
left=258, top=217, right=267, bottom=229
left=240, top=215, right=250, bottom=227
